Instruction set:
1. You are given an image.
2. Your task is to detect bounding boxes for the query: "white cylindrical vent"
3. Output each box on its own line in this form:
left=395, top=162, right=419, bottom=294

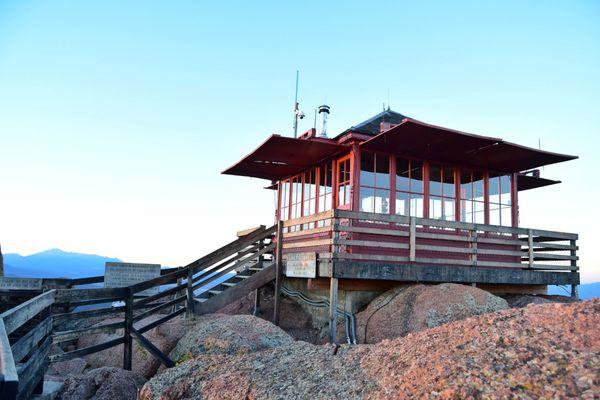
left=318, top=105, right=330, bottom=138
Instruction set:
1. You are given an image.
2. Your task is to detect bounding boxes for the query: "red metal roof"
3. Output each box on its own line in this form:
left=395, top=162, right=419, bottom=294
left=360, top=119, right=577, bottom=172
left=222, top=135, right=348, bottom=181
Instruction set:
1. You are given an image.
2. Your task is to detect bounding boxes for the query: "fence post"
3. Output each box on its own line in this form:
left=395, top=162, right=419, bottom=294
left=186, top=266, right=194, bottom=316
left=409, top=217, right=416, bottom=262
left=123, top=288, right=133, bottom=371
left=273, top=220, right=284, bottom=326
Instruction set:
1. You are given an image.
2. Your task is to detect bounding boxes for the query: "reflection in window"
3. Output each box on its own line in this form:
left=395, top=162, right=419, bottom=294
left=302, top=168, right=317, bottom=229
left=429, top=164, right=455, bottom=221
left=280, top=180, right=290, bottom=221
left=489, top=174, right=512, bottom=226
left=337, top=159, right=351, bottom=206
left=460, top=170, right=485, bottom=223
left=359, top=152, right=390, bottom=213
left=395, top=158, right=423, bottom=217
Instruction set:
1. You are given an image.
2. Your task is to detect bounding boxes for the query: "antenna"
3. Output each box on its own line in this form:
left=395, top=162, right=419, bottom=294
left=292, top=70, right=303, bottom=138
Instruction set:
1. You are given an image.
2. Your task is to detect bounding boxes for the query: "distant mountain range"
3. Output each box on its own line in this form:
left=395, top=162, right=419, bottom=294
left=2, top=249, right=598, bottom=299
left=3, top=248, right=121, bottom=278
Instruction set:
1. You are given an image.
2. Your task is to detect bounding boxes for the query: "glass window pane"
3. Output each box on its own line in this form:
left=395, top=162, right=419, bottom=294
left=374, top=189, right=390, bottom=214
left=500, top=205, right=512, bottom=227
left=396, top=158, right=410, bottom=192
left=489, top=176, right=500, bottom=204
left=500, top=175, right=511, bottom=205
left=411, top=160, right=424, bottom=193
left=411, top=193, right=424, bottom=218
left=375, top=154, right=390, bottom=189
left=396, top=191, right=409, bottom=216
left=429, top=164, right=442, bottom=197
left=460, top=171, right=473, bottom=201
left=473, top=171, right=485, bottom=201
left=360, top=187, right=374, bottom=212
left=442, top=166, right=455, bottom=198
left=429, top=195, right=443, bottom=219
left=489, top=203, right=501, bottom=226
left=360, top=152, right=375, bottom=187
left=460, top=199, right=473, bottom=223
left=444, top=198, right=455, bottom=221
left=474, top=201, right=485, bottom=224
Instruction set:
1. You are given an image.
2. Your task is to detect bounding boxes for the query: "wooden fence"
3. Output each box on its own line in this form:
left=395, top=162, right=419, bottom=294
left=0, top=225, right=277, bottom=400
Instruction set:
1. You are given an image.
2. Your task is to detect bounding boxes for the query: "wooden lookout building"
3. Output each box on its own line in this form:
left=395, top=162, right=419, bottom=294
left=225, top=108, right=580, bottom=340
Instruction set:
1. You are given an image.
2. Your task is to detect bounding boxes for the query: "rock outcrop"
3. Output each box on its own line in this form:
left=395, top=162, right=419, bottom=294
left=219, top=284, right=320, bottom=343
left=168, top=314, right=294, bottom=364
left=352, top=283, right=508, bottom=343
left=77, top=314, right=186, bottom=379
left=140, top=299, right=599, bottom=400
left=59, top=367, right=144, bottom=400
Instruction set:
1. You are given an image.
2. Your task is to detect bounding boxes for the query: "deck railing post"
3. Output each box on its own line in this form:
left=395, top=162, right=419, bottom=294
left=273, top=220, right=284, bottom=326
left=123, top=288, right=133, bottom=371
left=527, top=229, right=534, bottom=268
left=471, top=229, right=478, bottom=266
left=409, top=217, right=416, bottom=262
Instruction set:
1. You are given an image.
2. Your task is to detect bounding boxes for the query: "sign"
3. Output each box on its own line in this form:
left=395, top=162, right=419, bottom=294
left=285, top=252, right=317, bottom=278
left=0, top=277, right=43, bottom=291
left=104, top=262, right=161, bottom=296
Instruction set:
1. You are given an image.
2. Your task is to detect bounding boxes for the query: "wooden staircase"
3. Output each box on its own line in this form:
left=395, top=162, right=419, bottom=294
left=189, top=225, right=277, bottom=315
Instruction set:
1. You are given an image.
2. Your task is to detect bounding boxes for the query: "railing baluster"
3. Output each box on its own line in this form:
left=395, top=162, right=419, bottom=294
left=471, top=229, right=478, bottom=267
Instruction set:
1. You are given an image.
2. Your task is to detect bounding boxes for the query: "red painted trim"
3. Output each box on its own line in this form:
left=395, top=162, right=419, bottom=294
left=389, top=154, right=397, bottom=215
left=351, top=145, right=361, bottom=211
left=484, top=172, right=490, bottom=225
left=454, top=167, right=461, bottom=221
left=511, top=173, right=519, bottom=227
left=423, top=161, right=430, bottom=218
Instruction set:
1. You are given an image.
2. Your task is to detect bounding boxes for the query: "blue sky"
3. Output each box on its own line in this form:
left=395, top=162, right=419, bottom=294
left=0, top=1, right=599, bottom=282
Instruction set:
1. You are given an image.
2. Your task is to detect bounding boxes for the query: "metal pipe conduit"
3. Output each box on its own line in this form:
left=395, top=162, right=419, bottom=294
left=281, top=285, right=357, bottom=344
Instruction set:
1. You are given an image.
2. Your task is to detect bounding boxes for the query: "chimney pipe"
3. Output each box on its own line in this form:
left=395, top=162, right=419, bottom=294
left=318, top=105, right=330, bottom=138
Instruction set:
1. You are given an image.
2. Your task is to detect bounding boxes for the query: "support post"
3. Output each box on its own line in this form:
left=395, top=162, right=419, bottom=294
left=123, top=289, right=133, bottom=371
left=273, top=220, right=284, bottom=326
left=329, top=277, right=339, bottom=344
left=409, top=217, right=416, bottom=262
left=571, top=284, right=579, bottom=300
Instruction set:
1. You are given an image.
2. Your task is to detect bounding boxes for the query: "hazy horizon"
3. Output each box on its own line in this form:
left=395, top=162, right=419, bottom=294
left=1, top=2, right=598, bottom=283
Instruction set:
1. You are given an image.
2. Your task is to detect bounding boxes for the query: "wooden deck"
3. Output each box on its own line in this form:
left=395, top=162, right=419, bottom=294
left=281, top=209, right=579, bottom=286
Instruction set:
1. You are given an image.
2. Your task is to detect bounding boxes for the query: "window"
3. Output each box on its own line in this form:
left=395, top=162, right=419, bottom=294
left=360, top=152, right=390, bottom=213
left=460, top=170, right=485, bottom=223
left=290, top=175, right=302, bottom=231
left=279, top=180, right=290, bottom=221
left=318, top=162, right=333, bottom=213
left=337, top=158, right=351, bottom=207
left=302, top=168, right=317, bottom=229
left=395, top=158, right=424, bottom=217
left=429, top=164, right=455, bottom=221
left=489, top=174, right=512, bottom=226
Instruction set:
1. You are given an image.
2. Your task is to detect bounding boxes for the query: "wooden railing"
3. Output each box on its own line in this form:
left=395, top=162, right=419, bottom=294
left=0, top=225, right=276, bottom=400
left=282, top=209, right=579, bottom=272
